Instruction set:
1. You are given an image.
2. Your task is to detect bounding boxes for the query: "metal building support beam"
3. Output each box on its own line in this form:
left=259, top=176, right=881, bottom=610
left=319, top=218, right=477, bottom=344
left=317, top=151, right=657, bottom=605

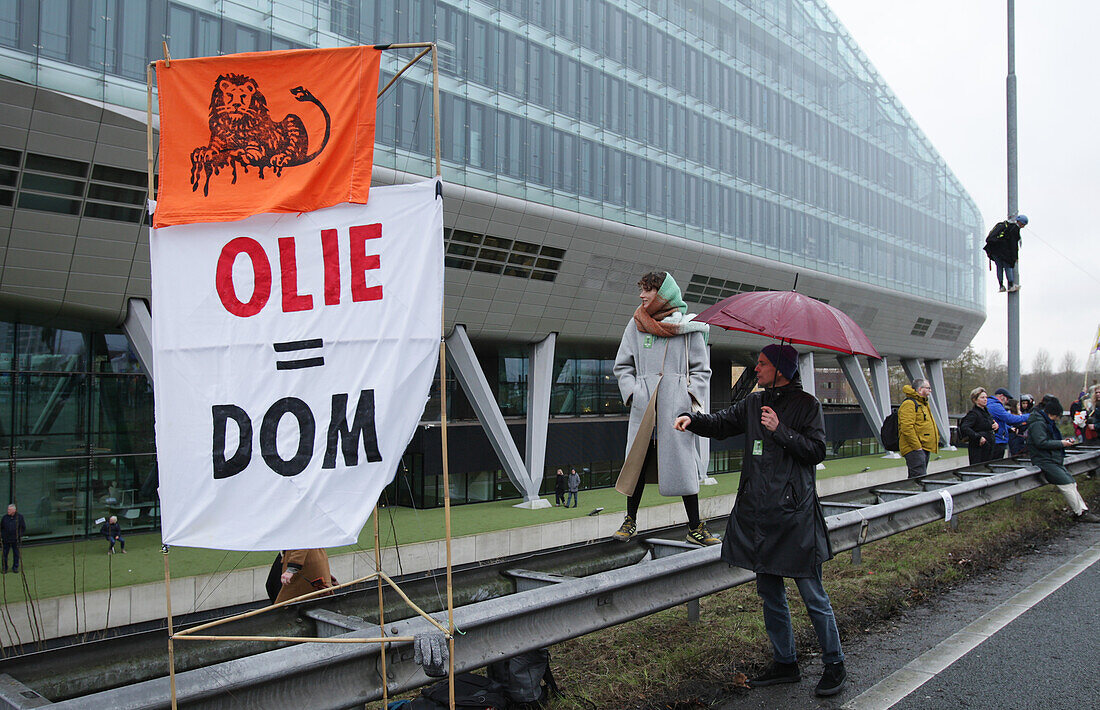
left=868, top=356, right=892, bottom=419
left=837, top=354, right=893, bottom=454
left=799, top=352, right=826, bottom=470
left=901, top=358, right=950, bottom=448
left=123, top=298, right=154, bottom=382
left=525, top=333, right=556, bottom=492
left=924, top=359, right=954, bottom=449
left=899, top=358, right=926, bottom=388
left=699, top=344, right=715, bottom=486
left=798, top=351, right=816, bottom=396
left=446, top=325, right=547, bottom=507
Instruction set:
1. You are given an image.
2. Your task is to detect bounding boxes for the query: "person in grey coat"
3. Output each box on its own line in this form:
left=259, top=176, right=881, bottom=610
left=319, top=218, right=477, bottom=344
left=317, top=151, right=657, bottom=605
left=566, top=468, right=580, bottom=508
left=611, top=271, right=717, bottom=546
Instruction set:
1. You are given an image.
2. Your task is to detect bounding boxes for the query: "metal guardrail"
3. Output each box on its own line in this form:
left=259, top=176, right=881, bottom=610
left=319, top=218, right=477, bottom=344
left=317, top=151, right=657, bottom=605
left=12, top=450, right=1100, bottom=709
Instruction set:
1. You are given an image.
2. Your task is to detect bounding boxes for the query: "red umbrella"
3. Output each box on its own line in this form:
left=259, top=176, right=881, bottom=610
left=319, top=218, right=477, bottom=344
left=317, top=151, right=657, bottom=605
left=696, top=290, right=881, bottom=359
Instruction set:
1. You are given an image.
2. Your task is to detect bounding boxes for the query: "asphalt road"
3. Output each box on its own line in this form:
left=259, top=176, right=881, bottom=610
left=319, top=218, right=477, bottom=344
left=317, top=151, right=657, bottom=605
left=712, top=519, right=1100, bottom=710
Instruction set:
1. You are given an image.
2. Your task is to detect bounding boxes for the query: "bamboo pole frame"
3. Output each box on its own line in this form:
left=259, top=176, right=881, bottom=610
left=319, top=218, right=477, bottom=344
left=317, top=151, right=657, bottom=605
left=147, top=42, right=454, bottom=708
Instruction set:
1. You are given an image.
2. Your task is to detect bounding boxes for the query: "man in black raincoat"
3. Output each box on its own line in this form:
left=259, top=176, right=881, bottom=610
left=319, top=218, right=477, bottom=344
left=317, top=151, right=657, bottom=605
left=675, top=344, right=845, bottom=697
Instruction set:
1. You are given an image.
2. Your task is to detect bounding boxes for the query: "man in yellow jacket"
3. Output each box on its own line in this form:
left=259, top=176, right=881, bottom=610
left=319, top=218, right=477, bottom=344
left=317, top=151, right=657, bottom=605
left=899, top=380, right=938, bottom=478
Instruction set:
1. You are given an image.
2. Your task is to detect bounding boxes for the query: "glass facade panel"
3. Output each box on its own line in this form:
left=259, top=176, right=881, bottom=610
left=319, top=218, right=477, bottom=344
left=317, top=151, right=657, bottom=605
left=5, top=0, right=983, bottom=310
left=0, top=324, right=155, bottom=541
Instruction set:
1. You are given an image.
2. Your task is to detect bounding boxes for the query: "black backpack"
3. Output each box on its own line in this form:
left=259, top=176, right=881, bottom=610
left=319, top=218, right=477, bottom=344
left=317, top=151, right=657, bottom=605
left=488, top=649, right=558, bottom=709
left=398, top=672, right=508, bottom=709
left=879, top=408, right=901, bottom=452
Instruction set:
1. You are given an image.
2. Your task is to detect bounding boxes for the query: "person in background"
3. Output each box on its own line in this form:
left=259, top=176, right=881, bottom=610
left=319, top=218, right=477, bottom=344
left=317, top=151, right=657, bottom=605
left=554, top=468, right=567, bottom=507
left=566, top=467, right=580, bottom=508
left=898, top=379, right=938, bottom=478
left=1008, top=394, right=1035, bottom=457
left=675, top=344, right=846, bottom=698
left=982, top=214, right=1026, bottom=292
left=612, top=271, right=716, bottom=546
left=1, top=504, right=26, bottom=573
left=988, top=388, right=1028, bottom=460
left=1027, top=398, right=1100, bottom=523
left=959, top=388, right=998, bottom=465
left=1069, top=391, right=1087, bottom=442
left=101, top=515, right=125, bottom=554
left=276, top=549, right=334, bottom=603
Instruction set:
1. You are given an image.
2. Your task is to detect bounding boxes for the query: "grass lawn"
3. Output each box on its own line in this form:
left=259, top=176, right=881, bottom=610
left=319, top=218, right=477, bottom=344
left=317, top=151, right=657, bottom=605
left=0, top=449, right=967, bottom=607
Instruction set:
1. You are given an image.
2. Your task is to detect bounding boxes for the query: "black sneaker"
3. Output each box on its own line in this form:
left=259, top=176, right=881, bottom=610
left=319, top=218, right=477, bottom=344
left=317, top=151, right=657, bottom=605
left=751, top=660, right=801, bottom=687
left=1075, top=511, right=1100, bottom=523
left=815, top=661, right=846, bottom=697
left=611, top=515, right=636, bottom=542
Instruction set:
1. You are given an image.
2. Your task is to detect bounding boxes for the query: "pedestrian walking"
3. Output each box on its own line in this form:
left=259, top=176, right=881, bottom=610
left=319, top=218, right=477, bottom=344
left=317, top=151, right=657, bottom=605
left=612, top=271, right=717, bottom=546
left=959, top=387, right=998, bottom=464
left=898, top=379, right=938, bottom=478
left=674, top=344, right=846, bottom=697
left=1, top=504, right=26, bottom=573
left=1027, top=398, right=1100, bottom=523
left=566, top=468, right=580, bottom=508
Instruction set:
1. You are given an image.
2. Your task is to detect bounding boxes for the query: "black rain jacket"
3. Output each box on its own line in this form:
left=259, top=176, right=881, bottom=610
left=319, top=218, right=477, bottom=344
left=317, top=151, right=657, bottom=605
left=685, top=377, right=830, bottom=578
left=983, top=220, right=1021, bottom=266
left=958, top=404, right=996, bottom=464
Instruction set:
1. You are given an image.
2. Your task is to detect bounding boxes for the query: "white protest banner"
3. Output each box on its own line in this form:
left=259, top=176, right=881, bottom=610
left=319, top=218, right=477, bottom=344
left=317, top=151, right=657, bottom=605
left=151, top=179, right=443, bottom=550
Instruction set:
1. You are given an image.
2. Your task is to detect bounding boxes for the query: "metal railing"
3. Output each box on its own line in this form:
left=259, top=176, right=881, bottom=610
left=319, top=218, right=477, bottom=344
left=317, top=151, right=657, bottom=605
left=12, top=450, right=1100, bottom=709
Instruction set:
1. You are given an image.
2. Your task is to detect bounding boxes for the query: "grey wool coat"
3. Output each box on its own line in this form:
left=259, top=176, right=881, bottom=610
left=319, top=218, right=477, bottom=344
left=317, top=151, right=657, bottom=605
left=614, top=322, right=711, bottom=496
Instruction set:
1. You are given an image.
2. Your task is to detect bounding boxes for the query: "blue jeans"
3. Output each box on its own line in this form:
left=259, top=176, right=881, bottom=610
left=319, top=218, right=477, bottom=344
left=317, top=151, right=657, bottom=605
left=995, top=260, right=1016, bottom=287
left=755, top=565, right=844, bottom=665
left=565, top=491, right=577, bottom=508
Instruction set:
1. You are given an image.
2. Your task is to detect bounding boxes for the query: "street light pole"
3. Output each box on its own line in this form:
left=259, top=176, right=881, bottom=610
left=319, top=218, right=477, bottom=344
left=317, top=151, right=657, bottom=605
left=1006, top=0, right=1021, bottom=396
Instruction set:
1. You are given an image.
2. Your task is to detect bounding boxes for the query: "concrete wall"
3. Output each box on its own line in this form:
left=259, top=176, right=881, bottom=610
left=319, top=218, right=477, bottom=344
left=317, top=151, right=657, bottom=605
left=0, top=458, right=957, bottom=646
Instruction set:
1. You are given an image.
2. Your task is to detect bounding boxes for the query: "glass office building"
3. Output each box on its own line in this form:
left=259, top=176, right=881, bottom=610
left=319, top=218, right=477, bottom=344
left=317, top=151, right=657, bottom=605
left=0, top=0, right=985, bottom=528
left=1, top=0, right=984, bottom=307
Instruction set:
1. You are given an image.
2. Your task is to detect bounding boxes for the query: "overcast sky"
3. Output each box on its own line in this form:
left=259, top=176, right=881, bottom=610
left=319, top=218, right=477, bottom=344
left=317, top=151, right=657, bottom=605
left=826, top=0, right=1100, bottom=374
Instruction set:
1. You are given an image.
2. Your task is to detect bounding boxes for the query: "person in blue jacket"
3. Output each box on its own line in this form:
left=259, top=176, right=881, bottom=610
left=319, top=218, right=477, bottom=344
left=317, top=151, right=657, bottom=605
left=988, top=388, right=1028, bottom=460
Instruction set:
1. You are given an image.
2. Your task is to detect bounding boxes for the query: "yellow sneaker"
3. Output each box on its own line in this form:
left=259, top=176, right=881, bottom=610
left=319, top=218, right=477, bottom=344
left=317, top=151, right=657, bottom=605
left=611, top=515, right=636, bottom=542
left=686, top=522, right=720, bottom=546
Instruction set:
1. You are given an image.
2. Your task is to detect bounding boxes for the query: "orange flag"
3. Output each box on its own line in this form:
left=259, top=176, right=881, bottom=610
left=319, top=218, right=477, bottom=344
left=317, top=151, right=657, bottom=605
left=154, top=46, right=381, bottom=228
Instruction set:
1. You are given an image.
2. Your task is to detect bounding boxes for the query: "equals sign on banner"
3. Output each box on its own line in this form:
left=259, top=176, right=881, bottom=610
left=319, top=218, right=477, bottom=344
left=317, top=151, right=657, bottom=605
left=273, top=338, right=324, bottom=370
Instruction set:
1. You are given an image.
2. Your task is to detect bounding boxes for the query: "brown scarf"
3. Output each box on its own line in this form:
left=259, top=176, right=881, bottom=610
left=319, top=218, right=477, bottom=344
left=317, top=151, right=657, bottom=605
left=633, top=300, right=681, bottom=338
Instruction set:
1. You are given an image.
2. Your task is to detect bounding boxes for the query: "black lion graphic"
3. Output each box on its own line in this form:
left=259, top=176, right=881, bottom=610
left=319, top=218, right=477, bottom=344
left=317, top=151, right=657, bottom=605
left=189, top=74, right=331, bottom=196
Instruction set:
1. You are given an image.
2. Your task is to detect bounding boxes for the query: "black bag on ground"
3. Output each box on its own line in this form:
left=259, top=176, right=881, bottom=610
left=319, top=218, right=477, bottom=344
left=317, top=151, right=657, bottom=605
left=488, top=649, right=558, bottom=708
left=400, top=672, right=507, bottom=709
left=879, top=408, right=900, bottom=452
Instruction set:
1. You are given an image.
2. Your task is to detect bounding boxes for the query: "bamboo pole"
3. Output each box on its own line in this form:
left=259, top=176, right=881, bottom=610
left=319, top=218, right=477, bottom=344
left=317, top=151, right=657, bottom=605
left=173, top=572, right=383, bottom=637
left=432, top=43, right=442, bottom=178
left=162, top=547, right=178, bottom=710
left=148, top=60, right=177, bottom=710
left=174, top=635, right=414, bottom=644
left=377, top=572, right=449, bottom=636
left=375, top=508, right=388, bottom=705
left=426, top=40, right=456, bottom=710
left=145, top=63, right=155, bottom=209
left=377, top=47, right=433, bottom=101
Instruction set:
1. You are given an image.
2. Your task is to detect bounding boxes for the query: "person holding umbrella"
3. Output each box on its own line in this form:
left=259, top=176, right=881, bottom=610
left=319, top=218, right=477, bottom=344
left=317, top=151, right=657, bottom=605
left=611, top=271, right=716, bottom=546
left=674, top=344, right=846, bottom=698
